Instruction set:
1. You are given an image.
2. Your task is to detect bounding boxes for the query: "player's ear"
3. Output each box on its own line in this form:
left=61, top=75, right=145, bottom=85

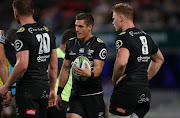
left=32, top=9, right=34, bottom=14
left=119, top=15, right=123, bottom=22
left=13, top=8, right=18, bottom=18
left=88, top=24, right=93, bottom=31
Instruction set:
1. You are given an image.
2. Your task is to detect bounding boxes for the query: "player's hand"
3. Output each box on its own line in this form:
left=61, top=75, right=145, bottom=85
left=56, top=94, right=62, bottom=110
left=74, top=62, right=91, bottom=78
left=0, top=84, right=9, bottom=97
left=2, top=91, right=12, bottom=107
left=48, top=90, right=56, bottom=107
left=114, top=74, right=126, bottom=87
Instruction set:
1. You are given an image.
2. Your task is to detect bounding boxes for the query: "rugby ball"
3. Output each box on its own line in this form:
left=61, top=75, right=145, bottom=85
left=72, top=56, right=91, bottom=81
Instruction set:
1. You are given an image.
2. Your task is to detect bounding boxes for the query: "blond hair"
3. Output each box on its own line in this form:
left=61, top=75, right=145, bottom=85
left=111, top=3, right=134, bottom=21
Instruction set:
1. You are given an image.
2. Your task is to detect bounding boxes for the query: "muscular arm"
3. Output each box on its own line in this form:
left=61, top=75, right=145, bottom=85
left=92, top=59, right=105, bottom=78
left=5, top=51, right=29, bottom=89
left=0, top=44, right=8, bottom=84
left=148, top=49, right=164, bottom=80
left=48, top=49, right=58, bottom=91
left=112, top=48, right=129, bottom=86
left=58, top=59, right=71, bottom=88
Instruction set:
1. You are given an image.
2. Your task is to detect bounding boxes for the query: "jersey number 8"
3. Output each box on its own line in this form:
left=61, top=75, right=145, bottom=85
left=36, top=33, right=50, bottom=54
left=139, top=36, right=149, bottom=55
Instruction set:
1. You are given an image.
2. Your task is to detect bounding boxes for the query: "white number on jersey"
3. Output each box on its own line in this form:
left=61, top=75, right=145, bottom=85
left=139, top=36, right=149, bottom=55
left=36, top=33, right=50, bottom=54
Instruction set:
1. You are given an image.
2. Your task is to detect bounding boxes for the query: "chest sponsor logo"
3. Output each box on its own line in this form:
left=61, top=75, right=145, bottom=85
left=99, top=48, right=107, bottom=60
left=79, top=48, right=84, bottom=53
left=137, top=55, right=150, bottom=62
left=14, top=39, right=23, bottom=51
left=115, top=40, right=123, bottom=50
left=138, top=94, right=150, bottom=103
left=26, top=109, right=36, bottom=115
left=37, top=55, right=50, bottom=62
left=116, top=107, right=126, bottom=114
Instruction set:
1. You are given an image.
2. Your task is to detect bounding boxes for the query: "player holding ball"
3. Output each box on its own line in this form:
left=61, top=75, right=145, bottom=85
left=56, top=13, right=108, bottom=118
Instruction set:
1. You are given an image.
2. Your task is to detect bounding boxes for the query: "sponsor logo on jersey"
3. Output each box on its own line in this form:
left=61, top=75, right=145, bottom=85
left=87, top=49, right=94, bottom=56
left=138, top=94, right=150, bottom=103
left=17, top=27, right=25, bottom=33
left=99, top=48, right=107, bottom=60
left=41, top=91, right=49, bottom=99
left=129, top=31, right=144, bottom=36
left=14, top=39, right=23, bottom=51
left=119, top=31, right=126, bottom=35
left=97, top=112, right=104, bottom=118
left=28, top=27, right=48, bottom=34
left=79, top=48, right=84, bottom=53
left=0, top=30, right=5, bottom=44
left=69, top=51, right=76, bottom=56
left=97, top=38, right=104, bottom=43
left=43, top=26, right=49, bottom=32
left=26, top=109, right=36, bottom=115
left=137, top=55, right=150, bottom=62
left=116, top=107, right=126, bottom=114
left=37, top=54, right=50, bottom=62
left=115, top=40, right=123, bottom=50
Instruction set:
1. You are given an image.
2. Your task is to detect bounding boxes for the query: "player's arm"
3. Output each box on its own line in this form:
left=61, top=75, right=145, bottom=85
left=0, top=44, right=8, bottom=84
left=112, top=48, right=129, bottom=86
left=48, top=49, right=58, bottom=107
left=0, top=51, right=29, bottom=96
left=92, top=59, right=105, bottom=78
left=56, top=59, right=71, bottom=110
left=48, top=49, right=58, bottom=91
left=148, top=49, right=164, bottom=80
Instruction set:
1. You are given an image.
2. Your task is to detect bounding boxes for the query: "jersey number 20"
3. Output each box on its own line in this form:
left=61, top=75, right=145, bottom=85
left=36, top=33, right=50, bottom=54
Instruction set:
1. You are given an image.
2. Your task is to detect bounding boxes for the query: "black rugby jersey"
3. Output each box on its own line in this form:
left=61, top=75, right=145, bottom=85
left=115, top=27, right=158, bottom=87
left=13, top=23, right=56, bottom=84
left=65, top=36, right=108, bottom=96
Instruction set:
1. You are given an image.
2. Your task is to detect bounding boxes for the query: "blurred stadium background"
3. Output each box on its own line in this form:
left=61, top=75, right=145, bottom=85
left=0, top=0, right=180, bottom=118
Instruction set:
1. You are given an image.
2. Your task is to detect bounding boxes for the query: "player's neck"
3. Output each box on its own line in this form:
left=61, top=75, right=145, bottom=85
left=81, top=33, right=93, bottom=43
left=19, top=16, right=36, bottom=26
left=122, top=21, right=135, bottom=31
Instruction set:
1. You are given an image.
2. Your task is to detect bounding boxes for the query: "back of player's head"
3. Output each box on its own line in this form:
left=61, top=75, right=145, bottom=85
left=6, top=28, right=18, bottom=44
left=111, top=3, right=134, bottom=21
left=76, top=13, right=94, bottom=27
left=61, top=29, right=76, bottom=45
left=12, top=0, right=34, bottom=16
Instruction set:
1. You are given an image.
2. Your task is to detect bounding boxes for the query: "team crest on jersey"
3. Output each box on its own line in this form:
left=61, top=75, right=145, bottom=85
left=99, top=48, right=107, bottom=60
left=17, top=27, right=25, bottom=33
left=97, top=38, right=104, bottom=43
left=115, top=40, right=123, bottom=50
left=14, top=39, right=23, bottom=51
left=43, top=26, right=49, bottom=32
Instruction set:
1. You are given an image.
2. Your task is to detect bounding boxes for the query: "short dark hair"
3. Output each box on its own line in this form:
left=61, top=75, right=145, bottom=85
left=12, top=0, right=34, bottom=16
left=76, top=13, right=94, bottom=26
left=61, top=29, right=76, bottom=44
left=111, top=3, right=134, bottom=21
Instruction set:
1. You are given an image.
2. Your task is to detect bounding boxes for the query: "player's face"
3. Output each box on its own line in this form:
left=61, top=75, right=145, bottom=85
left=112, top=12, right=122, bottom=31
left=75, top=20, right=91, bottom=40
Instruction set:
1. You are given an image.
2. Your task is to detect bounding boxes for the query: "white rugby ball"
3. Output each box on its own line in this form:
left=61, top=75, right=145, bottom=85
left=72, top=56, right=91, bottom=81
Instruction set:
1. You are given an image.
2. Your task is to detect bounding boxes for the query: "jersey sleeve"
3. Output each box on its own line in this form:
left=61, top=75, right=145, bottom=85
left=14, top=32, right=29, bottom=53
left=94, top=41, right=108, bottom=61
left=150, top=37, right=158, bottom=55
left=115, top=34, right=130, bottom=51
left=64, top=40, right=70, bottom=60
left=0, top=30, right=5, bottom=44
left=51, top=35, right=56, bottom=49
